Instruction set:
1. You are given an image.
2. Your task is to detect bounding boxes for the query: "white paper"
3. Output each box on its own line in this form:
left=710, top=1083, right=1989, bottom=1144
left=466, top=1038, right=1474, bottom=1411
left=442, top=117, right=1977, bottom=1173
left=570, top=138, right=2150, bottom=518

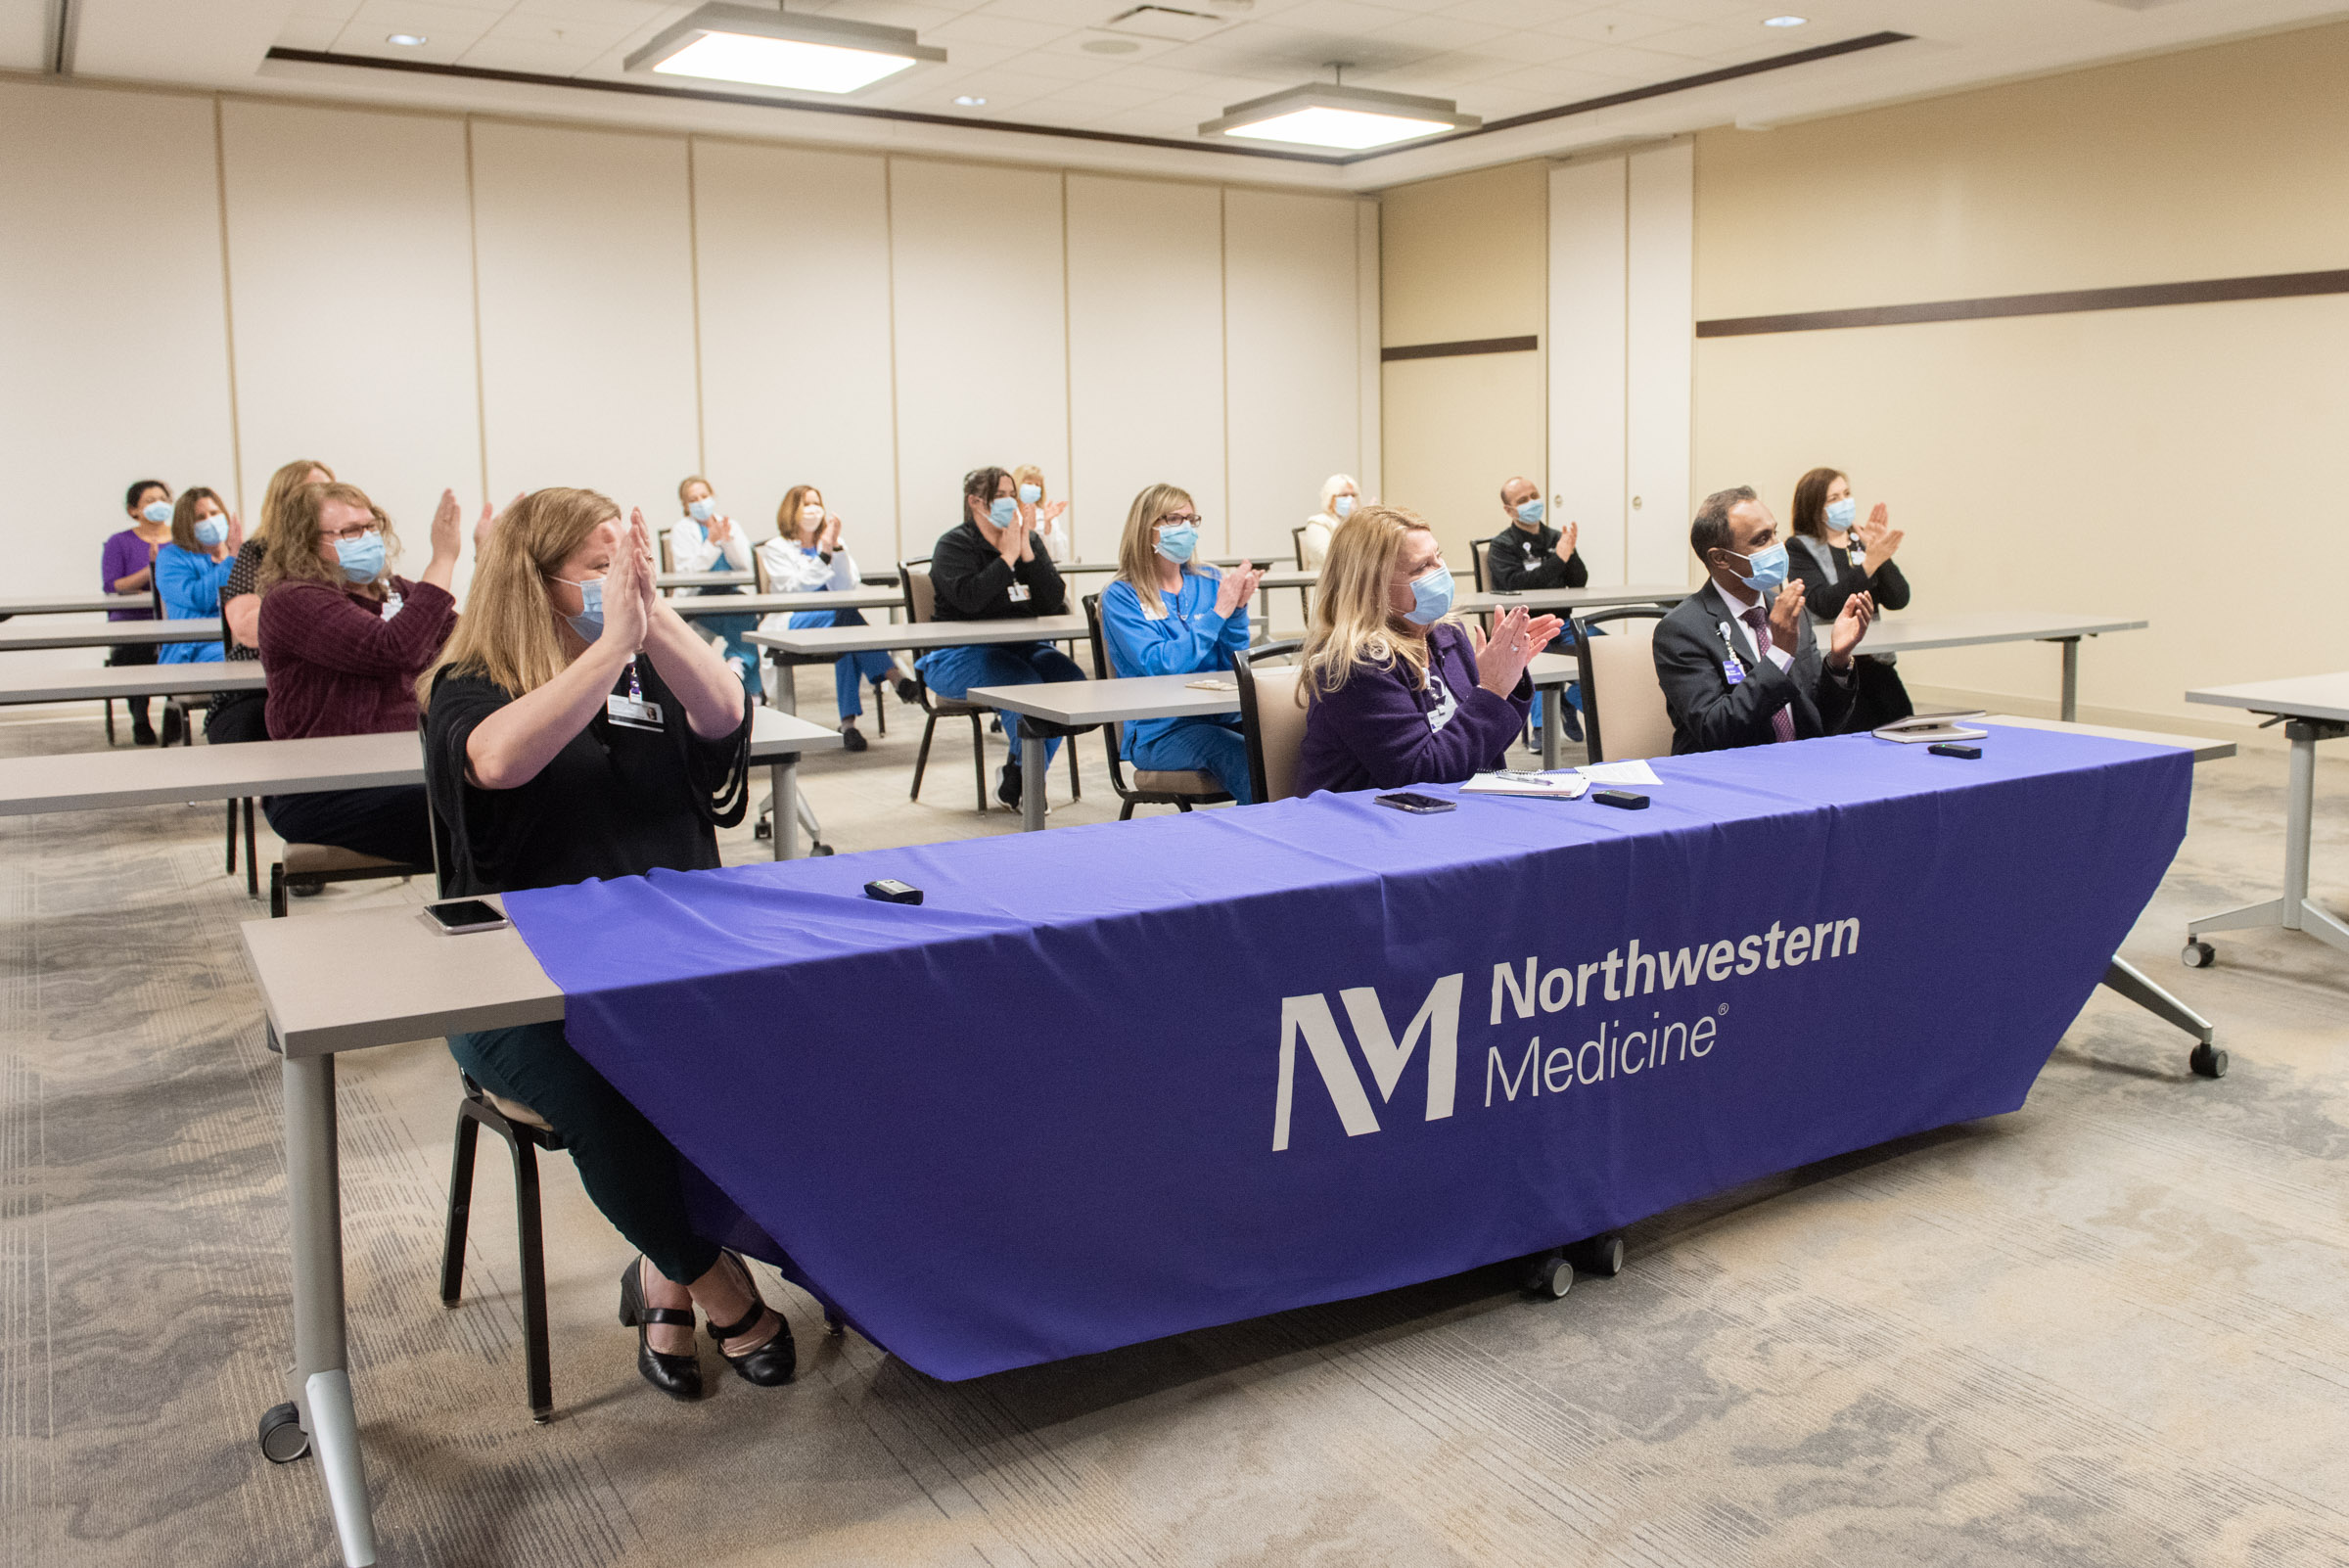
left=1576, top=760, right=1662, bottom=787
left=1462, top=770, right=1589, bottom=800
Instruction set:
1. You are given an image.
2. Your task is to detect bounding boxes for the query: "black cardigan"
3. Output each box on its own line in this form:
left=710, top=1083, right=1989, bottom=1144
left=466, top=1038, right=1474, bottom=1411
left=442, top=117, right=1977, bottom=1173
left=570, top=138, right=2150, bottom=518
left=1789, top=534, right=1910, bottom=620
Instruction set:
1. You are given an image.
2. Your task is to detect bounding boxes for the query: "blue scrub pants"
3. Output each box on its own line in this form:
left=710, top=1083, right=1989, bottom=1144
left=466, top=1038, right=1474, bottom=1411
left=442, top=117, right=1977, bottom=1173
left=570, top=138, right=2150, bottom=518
left=915, top=639, right=1085, bottom=770
left=694, top=588, right=761, bottom=696
left=784, top=607, right=896, bottom=717
left=1131, top=717, right=1253, bottom=804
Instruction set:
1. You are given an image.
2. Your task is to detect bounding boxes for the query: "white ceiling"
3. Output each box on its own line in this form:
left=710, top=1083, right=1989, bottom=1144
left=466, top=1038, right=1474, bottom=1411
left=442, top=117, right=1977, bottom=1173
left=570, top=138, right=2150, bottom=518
left=20, top=0, right=2349, bottom=188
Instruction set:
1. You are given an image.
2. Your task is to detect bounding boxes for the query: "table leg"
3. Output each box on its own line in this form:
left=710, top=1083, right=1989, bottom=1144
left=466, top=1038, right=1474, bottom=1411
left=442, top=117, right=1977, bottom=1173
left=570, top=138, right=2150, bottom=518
left=283, top=1047, right=377, bottom=1567
left=772, top=758, right=799, bottom=860
left=2059, top=638, right=2079, bottom=722
left=2099, top=958, right=2214, bottom=1045
left=1022, top=733, right=1046, bottom=832
left=1543, top=693, right=1562, bottom=771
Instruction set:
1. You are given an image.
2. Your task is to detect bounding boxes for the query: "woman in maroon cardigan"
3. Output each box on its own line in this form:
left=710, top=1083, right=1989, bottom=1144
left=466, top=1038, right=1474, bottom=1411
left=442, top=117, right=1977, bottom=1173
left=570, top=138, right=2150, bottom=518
left=254, top=481, right=479, bottom=865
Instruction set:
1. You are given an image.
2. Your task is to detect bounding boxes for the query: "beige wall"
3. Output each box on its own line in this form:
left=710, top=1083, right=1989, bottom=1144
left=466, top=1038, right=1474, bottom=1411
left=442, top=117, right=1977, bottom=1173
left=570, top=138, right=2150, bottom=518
left=0, top=75, right=1379, bottom=657
left=1692, top=22, right=2349, bottom=731
left=1377, top=161, right=1548, bottom=569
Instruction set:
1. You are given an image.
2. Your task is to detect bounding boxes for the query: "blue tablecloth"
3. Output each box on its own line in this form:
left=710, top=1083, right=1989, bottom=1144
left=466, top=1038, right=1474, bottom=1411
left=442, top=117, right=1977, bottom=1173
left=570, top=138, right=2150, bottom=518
left=503, top=725, right=2191, bottom=1380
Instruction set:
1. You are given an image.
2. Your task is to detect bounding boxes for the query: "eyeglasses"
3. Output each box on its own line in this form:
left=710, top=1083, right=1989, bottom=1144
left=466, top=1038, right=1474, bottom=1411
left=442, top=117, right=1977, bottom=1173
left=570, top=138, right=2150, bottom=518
left=324, top=521, right=382, bottom=544
left=1159, top=513, right=1202, bottom=527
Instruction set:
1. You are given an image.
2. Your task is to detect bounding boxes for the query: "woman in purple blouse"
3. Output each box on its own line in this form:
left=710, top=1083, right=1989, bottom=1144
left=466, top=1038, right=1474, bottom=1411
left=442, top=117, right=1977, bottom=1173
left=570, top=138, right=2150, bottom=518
left=1293, top=505, right=1561, bottom=796
left=99, top=479, right=172, bottom=745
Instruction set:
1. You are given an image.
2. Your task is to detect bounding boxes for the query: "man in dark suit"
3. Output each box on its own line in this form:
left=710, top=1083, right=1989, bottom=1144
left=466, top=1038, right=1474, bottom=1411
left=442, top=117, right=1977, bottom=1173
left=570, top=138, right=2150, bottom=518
left=1653, top=484, right=1875, bottom=754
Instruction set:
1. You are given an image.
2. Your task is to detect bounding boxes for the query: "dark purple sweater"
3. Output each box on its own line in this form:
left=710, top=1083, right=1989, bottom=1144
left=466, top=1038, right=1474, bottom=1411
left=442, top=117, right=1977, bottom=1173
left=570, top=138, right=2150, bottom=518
left=1295, top=622, right=1532, bottom=795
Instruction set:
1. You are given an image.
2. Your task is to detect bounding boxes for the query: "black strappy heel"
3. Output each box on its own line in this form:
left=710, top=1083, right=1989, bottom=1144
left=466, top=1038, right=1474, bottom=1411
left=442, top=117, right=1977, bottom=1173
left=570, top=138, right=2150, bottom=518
left=705, top=1251, right=796, bottom=1387
left=617, top=1257, right=703, bottom=1402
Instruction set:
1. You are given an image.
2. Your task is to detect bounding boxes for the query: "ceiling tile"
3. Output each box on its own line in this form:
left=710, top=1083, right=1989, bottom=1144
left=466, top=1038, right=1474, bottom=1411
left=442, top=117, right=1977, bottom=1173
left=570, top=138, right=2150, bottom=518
left=1542, top=7, right=1691, bottom=45
left=924, top=11, right=1078, bottom=47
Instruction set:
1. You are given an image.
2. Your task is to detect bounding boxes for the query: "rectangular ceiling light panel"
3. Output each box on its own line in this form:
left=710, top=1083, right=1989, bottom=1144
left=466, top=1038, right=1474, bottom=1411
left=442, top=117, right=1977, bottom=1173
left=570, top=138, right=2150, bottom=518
left=624, top=3, right=946, bottom=94
left=1201, top=83, right=1478, bottom=150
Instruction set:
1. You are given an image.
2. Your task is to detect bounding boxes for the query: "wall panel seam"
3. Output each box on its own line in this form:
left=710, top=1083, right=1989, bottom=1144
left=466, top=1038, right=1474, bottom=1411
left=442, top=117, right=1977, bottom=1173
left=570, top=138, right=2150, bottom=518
left=1060, top=169, right=1076, bottom=561
left=464, top=116, right=489, bottom=503
left=686, top=136, right=707, bottom=478
left=210, top=95, right=246, bottom=515
left=883, top=157, right=903, bottom=562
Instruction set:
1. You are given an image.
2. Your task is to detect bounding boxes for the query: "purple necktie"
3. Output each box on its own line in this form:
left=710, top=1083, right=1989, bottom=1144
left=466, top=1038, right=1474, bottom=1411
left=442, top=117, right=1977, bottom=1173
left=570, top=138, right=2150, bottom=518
left=1742, top=608, right=1798, bottom=745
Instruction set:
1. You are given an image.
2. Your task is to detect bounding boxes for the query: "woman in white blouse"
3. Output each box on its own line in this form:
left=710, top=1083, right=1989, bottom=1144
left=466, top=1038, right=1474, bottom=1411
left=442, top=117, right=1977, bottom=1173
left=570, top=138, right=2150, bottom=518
left=1011, top=465, right=1068, bottom=561
left=670, top=475, right=760, bottom=696
left=1299, top=473, right=1361, bottom=571
left=756, top=484, right=907, bottom=751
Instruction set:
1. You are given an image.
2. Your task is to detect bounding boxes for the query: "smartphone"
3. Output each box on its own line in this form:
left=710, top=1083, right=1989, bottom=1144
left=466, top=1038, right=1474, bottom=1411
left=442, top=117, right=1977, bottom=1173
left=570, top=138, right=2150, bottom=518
left=422, top=899, right=509, bottom=935
left=1928, top=742, right=1983, bottom=760
left=1374, top=791, right=1456, bottom=814
left=1591, top=789, right=1649, bottom=810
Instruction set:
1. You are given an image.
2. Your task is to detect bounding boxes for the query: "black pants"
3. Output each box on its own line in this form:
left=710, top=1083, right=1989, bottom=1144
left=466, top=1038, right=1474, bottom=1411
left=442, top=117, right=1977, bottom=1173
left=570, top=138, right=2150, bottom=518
left=262, top=785, right=434, bottom=867
left=108, top=642, right=157, bottom=734
left=1843, top=655, right=1915, bottom=733
left=205, top=687, right=268, bottom=745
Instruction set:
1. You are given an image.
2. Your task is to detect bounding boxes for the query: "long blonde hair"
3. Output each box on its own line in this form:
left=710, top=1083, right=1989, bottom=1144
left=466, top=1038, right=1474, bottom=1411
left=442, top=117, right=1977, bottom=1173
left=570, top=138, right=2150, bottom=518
left=777, top=484, right=824, bottom=547
left=1113, top=483, right=1212, bottom=618
left=1298, top=504, right=1446, bottom=700
left=421, top=487, right=619, bottom=705
left=258, top=482, right=399, bottom=600
left=257, top=458, right=335, bottom=543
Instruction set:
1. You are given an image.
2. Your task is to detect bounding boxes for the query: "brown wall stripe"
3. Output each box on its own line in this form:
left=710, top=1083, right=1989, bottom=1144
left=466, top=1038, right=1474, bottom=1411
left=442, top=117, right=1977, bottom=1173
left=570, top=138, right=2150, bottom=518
left=1696, top=267, right=2349, bottom=338
left=1382, top=335, right=1540, bottom=362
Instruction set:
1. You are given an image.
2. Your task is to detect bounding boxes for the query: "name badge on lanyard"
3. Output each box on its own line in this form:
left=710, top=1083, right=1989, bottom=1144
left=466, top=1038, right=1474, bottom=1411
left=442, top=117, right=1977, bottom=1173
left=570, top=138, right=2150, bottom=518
left=1718, top=621, right=1746, bottom=686
left=606, top=659, right=664, bottom=732
left=1006, top=582, right=1032, bottom=604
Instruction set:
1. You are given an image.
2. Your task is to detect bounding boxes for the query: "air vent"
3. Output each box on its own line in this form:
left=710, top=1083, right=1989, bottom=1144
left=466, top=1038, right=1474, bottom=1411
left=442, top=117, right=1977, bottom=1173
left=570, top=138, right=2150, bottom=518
left=1101, top=5, right=1228, bottom=43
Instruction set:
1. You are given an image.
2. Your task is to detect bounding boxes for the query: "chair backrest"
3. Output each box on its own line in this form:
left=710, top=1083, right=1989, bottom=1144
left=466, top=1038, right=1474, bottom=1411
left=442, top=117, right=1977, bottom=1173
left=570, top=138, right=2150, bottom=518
left=1574, top=606, right=1674, bottom=763
left=903, top=559, right=936, bottom=624
left=752, top=543, right=772, bottom=594
left=1470, top=538, right=1489, bottom=593
left=216, top=584, right=234, bottom=657
left=1080, top=592, right=1134, bottom=788
left=1290, top=526, right=1308, bottom=570
left=1235, top=640, right=1308, bottom=804
left=417, top=715, right=458, bottom=897
left=658, top=531, right=675, bottom=575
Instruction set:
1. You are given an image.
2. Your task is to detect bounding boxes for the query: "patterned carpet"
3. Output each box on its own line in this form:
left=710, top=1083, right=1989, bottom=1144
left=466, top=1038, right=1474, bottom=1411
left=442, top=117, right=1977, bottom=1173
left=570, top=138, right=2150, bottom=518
left=1, top=702, right=2344, bottom=1568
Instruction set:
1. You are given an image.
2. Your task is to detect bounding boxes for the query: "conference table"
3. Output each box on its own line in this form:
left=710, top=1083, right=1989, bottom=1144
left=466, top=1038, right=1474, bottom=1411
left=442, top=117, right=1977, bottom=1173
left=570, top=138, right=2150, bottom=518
left=0, top=592, right=151, bottom=618
left=666, top=587, right=902, bottom=619
left=0, top=662, right=264, bottom=709
left=2183, top=669, right=2349, bottom=963
left=656, top=569, right=754, bottom=591
left=0, top=616, right=220, bottom=651
left=1861, top=609, right=2144, bottom=721
left=746, top=614, right=1092, bottom=715
left=238, top=719, right=2201, bottom=1567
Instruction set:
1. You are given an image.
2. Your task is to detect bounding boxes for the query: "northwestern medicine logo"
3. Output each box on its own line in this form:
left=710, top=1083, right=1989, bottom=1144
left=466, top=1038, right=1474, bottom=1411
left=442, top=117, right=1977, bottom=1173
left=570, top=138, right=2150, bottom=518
left=1271, top=914, right=1863, bottom=1152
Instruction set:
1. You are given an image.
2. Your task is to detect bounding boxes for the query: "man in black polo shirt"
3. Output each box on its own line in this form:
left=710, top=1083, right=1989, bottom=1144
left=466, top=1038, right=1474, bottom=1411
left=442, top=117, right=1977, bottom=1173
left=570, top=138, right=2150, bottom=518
left=1483, top=475, right=1588, bottom=742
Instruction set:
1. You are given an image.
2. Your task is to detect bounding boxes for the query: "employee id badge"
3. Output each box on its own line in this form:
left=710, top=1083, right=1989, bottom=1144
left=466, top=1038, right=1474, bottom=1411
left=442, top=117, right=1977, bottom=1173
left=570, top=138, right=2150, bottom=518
left=607, top=693, right=665, bottom=731
left=1006, top=582, right=1032, bottom=603
left=1723, top=658, right=1746, bottom=686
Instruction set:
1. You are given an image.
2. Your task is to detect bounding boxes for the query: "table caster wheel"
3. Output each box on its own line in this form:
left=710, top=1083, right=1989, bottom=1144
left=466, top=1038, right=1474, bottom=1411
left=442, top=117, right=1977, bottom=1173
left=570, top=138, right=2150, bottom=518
left=1568, top=1233, right=1626, bottom=1277
left=754, top=819, right=772, bottom=842
left=823, top=1306, right=847, bottom=1337
left=2190, top=1042, right=2228, bottom=1079
left=1522, top=1252, right=1572, bottom=1300
left=2181, top=941, right=2215, bottom=969
left=811, top=843, right=836, bottom=856
left=257, top=1402, right=310, bottom=1463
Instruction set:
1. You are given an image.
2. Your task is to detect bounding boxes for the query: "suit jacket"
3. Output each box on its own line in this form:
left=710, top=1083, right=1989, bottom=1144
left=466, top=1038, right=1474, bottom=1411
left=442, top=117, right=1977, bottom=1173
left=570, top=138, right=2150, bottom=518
left=1788, top=533, right=1910, bottom=620
left=1652, top=578, right=1854, bottom=754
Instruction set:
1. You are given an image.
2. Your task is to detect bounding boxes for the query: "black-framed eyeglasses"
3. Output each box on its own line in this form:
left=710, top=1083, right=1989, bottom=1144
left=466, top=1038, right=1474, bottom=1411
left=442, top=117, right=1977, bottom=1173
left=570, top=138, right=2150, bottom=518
left=324, top=521, right=382, bottom=544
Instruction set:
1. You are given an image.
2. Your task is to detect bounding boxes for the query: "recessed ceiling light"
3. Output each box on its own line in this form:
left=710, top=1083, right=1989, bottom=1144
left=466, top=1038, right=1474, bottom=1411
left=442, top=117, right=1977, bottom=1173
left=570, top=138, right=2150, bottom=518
left=1200, top=83, right=1477, bottom=151
left=386, top=32, right=428, bottom=46
left=1762, top=15, right=1808, bottom=25
left=623, top=3, right=945, bottom=95
left=953, top=94, right=986, bottom=106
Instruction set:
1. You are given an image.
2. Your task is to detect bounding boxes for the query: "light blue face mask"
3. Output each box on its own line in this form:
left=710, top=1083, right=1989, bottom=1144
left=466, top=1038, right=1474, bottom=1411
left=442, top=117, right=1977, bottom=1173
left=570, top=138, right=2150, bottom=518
left=193, top=515, right=228, bottom=548
left=1155, top=521, right=1198, bottom=564
left=1731, top=541, right=1790, bottom=593
left=142, top=501, right=172, bottom=526
left=1018, top=484, right=1041, bottom=506
left=1404, top=566, right=1453, bottom=626
left=1332, top=495, right=1356, bottom=520
left=550, top=573, right=605, bottom=642
left=1514, top=497, right=1544, bottom=527
left=1824, top=497, right=1857, bottom=531
left=988, top=496, right=1020, bottom=529
left=687, top=499, right=714, bottom=524
left=335, top=532, right=386, bottom=584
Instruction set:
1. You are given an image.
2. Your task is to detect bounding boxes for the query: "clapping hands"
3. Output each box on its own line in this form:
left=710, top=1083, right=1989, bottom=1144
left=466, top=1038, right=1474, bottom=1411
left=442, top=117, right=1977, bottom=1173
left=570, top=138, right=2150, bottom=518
left=1470, top=606, right=1564, bottom=698
left=1215, top=560, right=1264, bottom=618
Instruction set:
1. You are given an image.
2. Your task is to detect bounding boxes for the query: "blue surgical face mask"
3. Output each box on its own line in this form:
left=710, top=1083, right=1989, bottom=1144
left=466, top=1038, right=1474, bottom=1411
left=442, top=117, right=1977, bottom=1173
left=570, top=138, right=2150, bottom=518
left=687, top=499, right=714, bottom=524
left=550, top=573, right=605, bottom=641
left=1018, top=484, right=1041, bottom=506
left=1514, top=497, right=1544, bottom=527
left=1155, top=521, right=1198, bottom=564
left=988, top=496, right=1020, bottom=529
left=1824, top=497, right=1856, bottom=531
left=1404, top=565, right=1453, bottom=626
left=335, top=532, right=386, bottom=584
left=193, top=515, right=228, bottom=548
left=1731, top=541, right=1789, bottom=593
left=142, top=501, right=172, bottom=526
left=1332, top=495, right=1356, bottom=520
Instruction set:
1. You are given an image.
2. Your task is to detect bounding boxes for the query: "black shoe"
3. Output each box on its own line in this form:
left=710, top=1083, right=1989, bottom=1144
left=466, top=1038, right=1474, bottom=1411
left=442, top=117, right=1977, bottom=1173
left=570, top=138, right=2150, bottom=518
left=840, top=723, right=868, bottom=753
left=996, top=761, right=1023, bottom=810
left=618, top=1257, right=702, bottom=1402
left=1561, top=704, right=1585, bottom=744
left=893, top=677, right=921, bottom=707
left=131, top=724, right=159, bottom=747
left=707, top=1252, right=795, bottom=1387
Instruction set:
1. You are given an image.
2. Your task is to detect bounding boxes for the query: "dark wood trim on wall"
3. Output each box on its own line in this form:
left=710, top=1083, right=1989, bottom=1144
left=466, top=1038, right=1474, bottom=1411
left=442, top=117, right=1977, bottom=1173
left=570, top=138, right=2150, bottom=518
left=1697, top=267, right=2349, bottom=338
left=1382, top=335, right=1540, bottom=362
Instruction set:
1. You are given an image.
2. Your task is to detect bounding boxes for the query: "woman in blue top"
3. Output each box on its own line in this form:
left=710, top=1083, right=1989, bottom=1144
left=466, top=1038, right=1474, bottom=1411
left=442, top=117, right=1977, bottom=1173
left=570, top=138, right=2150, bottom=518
left=1099, top=484, right=1266, bottom=804
left=155, top=485, right=241, bottom=663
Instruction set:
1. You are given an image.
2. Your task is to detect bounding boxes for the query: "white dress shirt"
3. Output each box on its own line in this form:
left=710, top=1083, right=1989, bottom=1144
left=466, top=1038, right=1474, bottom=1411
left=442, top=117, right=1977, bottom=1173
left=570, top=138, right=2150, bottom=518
left=1714, top=577, right=1795, bottom=673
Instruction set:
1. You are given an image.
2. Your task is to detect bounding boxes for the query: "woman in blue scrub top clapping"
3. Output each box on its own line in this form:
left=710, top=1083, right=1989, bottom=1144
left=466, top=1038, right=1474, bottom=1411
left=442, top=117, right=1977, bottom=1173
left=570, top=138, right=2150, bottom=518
left=155, top=485, right=240, bottom=663
left=1099, top=484, right=1266, bottom=804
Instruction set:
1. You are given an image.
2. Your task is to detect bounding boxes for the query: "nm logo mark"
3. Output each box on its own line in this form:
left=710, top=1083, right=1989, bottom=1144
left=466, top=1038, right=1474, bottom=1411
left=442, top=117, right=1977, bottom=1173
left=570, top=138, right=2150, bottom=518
left=1271, top=973, right=1464, bottom=1152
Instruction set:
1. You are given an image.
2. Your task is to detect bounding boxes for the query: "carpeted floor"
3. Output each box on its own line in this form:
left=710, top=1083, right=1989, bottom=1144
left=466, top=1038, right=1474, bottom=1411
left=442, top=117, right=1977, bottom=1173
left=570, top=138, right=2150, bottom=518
left=1, top=688, right=2345, bottom=1568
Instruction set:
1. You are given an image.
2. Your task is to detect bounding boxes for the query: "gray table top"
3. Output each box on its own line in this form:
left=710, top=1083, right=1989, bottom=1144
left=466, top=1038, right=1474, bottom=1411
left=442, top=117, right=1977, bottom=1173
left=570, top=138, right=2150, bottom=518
left=0, top=706, right=839, bottom=813
left=669, top=588, right=903, bottom=617
left=1859, top=610, right=2145, bottom=655
left=971, top=671, right=1244, bottom=726
left=657, top=570, right=756, bottom=589
left=0, top=663, right=267, bottom=705
left=2185, top=671, right=2349, bottom=724
left=0, top=594, right=154, bottom=617
left=749, top=613, right=1089, bottom=657
left=1457, top=583, right=1687, bottom=615
left=1979, top=715, right=2235, bottom=764
left=0, top=617, right=221, bottom=651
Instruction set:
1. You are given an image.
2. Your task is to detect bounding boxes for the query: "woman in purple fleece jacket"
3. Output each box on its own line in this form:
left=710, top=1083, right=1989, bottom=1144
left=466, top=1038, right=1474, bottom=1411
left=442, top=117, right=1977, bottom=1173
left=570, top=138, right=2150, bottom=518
left=1295, top=505, right=1562, bottom=795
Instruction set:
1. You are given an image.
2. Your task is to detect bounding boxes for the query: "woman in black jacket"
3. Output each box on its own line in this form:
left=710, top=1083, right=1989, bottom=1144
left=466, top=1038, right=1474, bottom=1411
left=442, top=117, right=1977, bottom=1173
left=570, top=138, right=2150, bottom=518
left=1789, top=466, right=1912, bottom=730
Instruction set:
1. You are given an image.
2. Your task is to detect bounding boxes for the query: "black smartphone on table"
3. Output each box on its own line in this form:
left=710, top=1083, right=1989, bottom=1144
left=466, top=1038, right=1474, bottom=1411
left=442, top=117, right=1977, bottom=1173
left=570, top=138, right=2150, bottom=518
left=1374, top=792, right=1456, bottom=814
left=422, top=899, right=509, bottom=935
